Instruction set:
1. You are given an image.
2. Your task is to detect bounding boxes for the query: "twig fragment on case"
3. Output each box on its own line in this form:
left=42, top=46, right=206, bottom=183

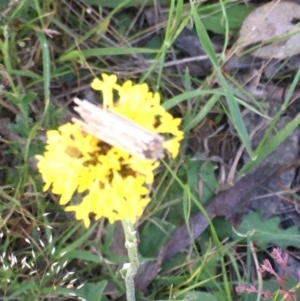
left=72, top=97, right=165, bottom=160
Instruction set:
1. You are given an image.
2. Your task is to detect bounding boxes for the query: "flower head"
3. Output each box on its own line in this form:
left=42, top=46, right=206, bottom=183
left=36, top=74, right=183, bottom=227
left=91, top=74, right=183, bottom=157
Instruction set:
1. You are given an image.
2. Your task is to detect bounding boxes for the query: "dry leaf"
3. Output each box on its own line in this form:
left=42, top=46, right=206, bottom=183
left=237, top=1, right=300, bottom=59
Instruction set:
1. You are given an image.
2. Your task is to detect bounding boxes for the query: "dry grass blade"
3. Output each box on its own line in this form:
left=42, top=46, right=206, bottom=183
left=72, top=98, right=165, bottom=160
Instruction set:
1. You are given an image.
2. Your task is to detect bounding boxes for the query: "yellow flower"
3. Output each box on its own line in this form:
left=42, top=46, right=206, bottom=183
left=36, top=73, right=184, bottom=227
left=91, top=74, right=118, bottom=108
left=92, top=74, right=184, bottom=155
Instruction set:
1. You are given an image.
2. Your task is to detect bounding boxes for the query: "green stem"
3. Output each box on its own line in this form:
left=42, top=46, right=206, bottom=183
left=121, top=219, right=140, bottom=301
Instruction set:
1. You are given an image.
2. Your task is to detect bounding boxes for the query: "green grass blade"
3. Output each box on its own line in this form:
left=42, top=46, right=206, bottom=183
left=184, top=93, right=219, bottom=132
left=282, top=66, right=300, bottom=109
left=36, top=31, right=51, bottom=118
left=243, top=67, right=300, bottom=174
left=59, top=47, right=159, bottom=61
left=163, top=89, right=223, bottom=110
left=241, top=114, right=300, bottom=174
left=190, top=0, right=253, bottom=158
left=11, top=69, right=41, bottom=79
